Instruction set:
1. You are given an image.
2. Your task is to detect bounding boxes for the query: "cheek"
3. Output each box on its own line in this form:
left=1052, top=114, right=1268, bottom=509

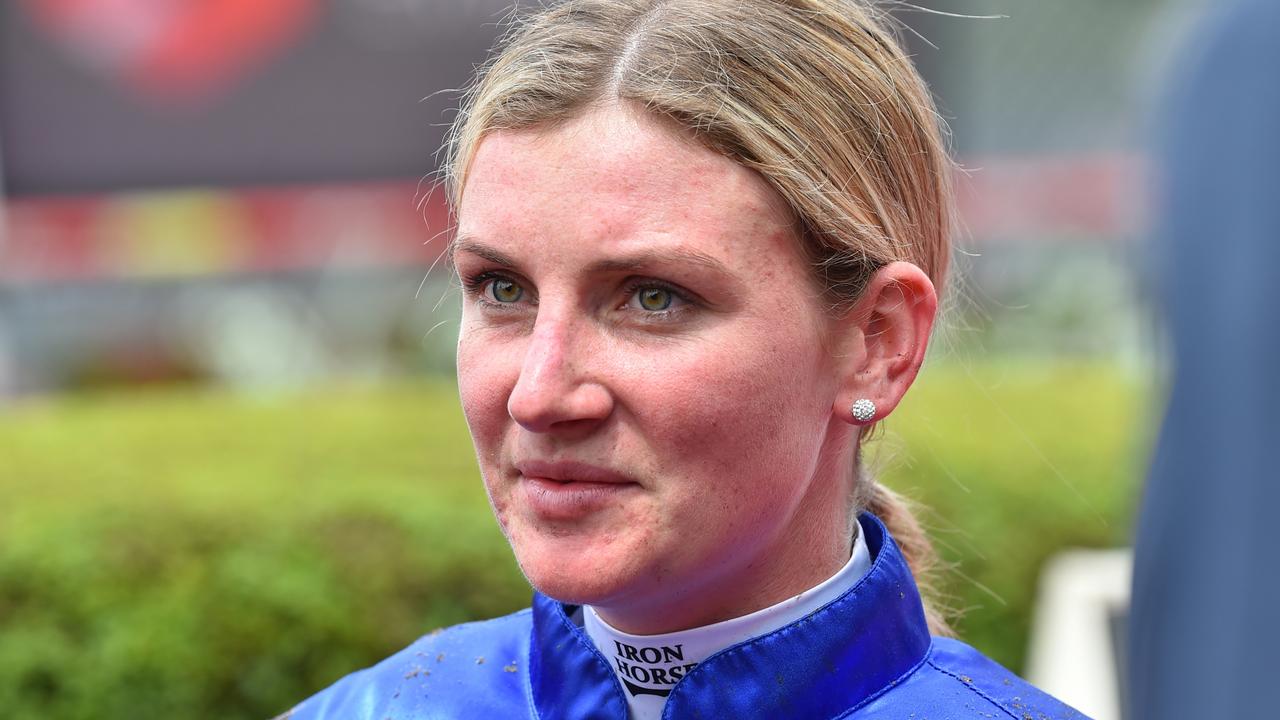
left=628, top=327, right=829, bottom=496
left=457, top=330, right=522, bottom=537
left=456, top=328, right=517, bottom=461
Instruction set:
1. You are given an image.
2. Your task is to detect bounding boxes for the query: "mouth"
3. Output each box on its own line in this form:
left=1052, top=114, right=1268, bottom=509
left=515, top=459, right=635, bottom=485
left=513, top=459, right=640, bottom=521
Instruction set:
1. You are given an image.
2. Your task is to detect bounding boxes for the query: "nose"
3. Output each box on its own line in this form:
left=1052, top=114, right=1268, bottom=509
left=507, top=315, right=613, bottom=434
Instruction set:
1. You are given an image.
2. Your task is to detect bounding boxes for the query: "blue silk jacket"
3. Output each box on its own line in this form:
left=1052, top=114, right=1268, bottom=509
left=283, top=515, right=1087, bottom=719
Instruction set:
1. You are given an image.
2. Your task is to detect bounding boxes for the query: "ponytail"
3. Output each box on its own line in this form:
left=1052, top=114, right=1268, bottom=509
left=861, top=480, right=955, bottom=637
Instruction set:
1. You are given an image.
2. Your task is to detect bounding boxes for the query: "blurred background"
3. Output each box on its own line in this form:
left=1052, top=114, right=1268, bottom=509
left=0, top=1, right=1206, bottom=718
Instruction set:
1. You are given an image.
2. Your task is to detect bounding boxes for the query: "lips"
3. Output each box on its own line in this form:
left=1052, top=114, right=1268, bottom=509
left=514, top=459, right=638, bottom=521
left=515, top=459, right=635, bottom=485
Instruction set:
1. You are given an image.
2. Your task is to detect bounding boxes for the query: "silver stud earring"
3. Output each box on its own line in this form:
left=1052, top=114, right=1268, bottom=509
left=851, top=398, right=877, bottom=423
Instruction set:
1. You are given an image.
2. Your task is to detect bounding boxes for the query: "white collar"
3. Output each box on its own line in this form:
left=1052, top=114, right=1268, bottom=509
left=583, top=518, right=873, bottom=720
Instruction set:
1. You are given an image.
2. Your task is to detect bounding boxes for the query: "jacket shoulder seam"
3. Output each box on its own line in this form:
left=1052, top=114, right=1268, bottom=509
left=830, top=640, right=935, bottom=719
left=925, top=656, right=1020, bottom=720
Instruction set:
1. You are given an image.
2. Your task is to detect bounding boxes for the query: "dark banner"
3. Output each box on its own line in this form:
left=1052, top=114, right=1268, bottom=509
left=0, top=0, right=511, bottom=195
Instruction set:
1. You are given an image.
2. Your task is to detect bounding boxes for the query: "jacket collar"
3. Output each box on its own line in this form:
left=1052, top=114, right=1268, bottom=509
left=529, top=513, right=932, bottom=719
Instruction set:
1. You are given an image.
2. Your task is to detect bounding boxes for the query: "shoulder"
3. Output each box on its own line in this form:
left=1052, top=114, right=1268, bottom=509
left=849, top=637, right=1090, bottom=719
left=278, top=608, right=535, bottom=720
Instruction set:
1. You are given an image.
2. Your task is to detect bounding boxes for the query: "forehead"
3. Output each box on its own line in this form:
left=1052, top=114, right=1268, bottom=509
left=455, top=105, right=797, bottom=261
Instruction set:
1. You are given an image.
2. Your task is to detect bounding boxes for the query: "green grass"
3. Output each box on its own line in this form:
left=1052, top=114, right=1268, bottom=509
left=0, top=361, right=1154, bottom=719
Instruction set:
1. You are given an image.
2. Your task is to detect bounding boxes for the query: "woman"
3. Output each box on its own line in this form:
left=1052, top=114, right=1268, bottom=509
left=285, top=1, right=1086, bottom=717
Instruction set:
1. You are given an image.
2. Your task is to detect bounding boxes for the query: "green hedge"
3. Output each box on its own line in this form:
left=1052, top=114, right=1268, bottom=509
left=0, top=361, right=1151, bottom=719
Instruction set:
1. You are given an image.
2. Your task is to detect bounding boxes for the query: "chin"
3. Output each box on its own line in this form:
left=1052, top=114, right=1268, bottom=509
left=520, top=556, right=629, bottom=606
left=525, top=570, right=617, bottom=607
left=509, top=529, right=650, bottom=607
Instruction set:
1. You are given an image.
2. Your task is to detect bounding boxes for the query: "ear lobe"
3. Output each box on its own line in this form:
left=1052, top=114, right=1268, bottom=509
left=832, top=261, right=938, bottom=424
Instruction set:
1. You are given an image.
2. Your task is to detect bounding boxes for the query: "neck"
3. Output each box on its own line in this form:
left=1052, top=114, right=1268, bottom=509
left=596, top=532, right=851, bottom=634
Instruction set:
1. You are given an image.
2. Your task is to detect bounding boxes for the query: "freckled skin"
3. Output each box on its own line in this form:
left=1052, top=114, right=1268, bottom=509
left=454, top=103, right=858, bottom=635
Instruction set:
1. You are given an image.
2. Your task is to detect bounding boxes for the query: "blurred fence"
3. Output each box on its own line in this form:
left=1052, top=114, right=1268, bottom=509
left=0, top=182, right=457, bottom=393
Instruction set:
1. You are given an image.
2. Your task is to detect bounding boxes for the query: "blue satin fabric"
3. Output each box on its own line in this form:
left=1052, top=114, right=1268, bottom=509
left=282, top=514, right=1088, bottom=719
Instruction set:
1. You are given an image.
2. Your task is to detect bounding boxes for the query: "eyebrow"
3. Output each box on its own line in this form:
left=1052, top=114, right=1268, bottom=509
left=452, top=237, right=518, bottom=268
left=452, top=236, right=734, bottom=279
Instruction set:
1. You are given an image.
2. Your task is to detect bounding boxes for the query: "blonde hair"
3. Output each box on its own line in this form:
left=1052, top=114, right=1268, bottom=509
left=446, top=0, right=955, bottom=635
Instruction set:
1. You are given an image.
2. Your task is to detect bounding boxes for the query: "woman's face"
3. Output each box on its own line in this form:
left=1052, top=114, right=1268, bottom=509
left=454, top=105, right=855, bottom=633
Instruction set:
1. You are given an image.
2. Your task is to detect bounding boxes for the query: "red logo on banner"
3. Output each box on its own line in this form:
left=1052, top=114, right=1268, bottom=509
left=21, top=0, right=317, bottom=105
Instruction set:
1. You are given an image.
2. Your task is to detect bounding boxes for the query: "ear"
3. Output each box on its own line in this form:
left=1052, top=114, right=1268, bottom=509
left=831, top=261, right=938, bottom=425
